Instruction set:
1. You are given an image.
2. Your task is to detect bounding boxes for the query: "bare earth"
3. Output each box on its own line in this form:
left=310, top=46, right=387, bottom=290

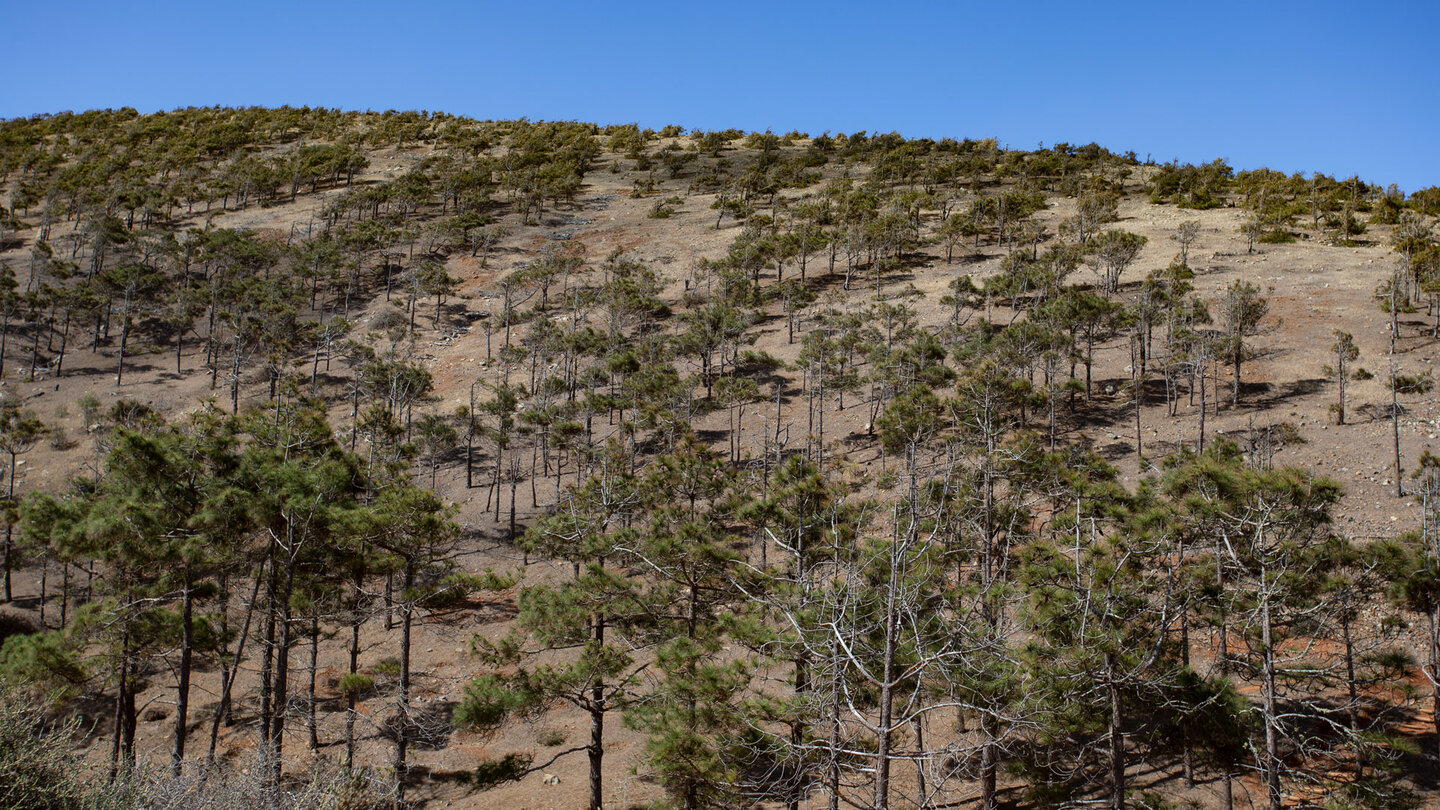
left=2, top=139, right=1432, bottom=810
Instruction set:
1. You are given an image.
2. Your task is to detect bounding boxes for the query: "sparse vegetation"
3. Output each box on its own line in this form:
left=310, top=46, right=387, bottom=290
left=0, top=107, right=1436, bottom=810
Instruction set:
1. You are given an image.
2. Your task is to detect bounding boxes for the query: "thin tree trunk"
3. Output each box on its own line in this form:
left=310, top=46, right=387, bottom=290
left=171, top=570, right=194, bottom=776
left=308, top=615, right=320, bottom=752
left=210, top=561, right=263, bottom=762
left=116, top=289, right=132, bottom=386
left=1429, top=606, right=1440, bottom=766
left=874, top=541, right=900, bottom=810
left=588, top=614, right=606, bottom=810
left=258, top=557, right=278, bottom=785
left=110, top=626, right=130, bottom=782
left=1108, top=654, right=1125, bottom=810
left=1394, top=364, right=1405, bottom=497
left=394, top=560, right=415, bottom=807
left=1261, top=588, right=1282, bottom=810
left=346, top=562, right=364, bottom=770
left=1341, top=613, right=1364, bottom=778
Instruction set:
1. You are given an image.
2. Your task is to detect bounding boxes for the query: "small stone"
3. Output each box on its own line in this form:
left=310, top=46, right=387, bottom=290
left=542, top=773, right=561, bottom=786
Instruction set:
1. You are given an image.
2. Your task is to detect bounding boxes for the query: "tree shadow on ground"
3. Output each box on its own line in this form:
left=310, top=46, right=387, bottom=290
left=1241, top=377, right=1326, bottom=411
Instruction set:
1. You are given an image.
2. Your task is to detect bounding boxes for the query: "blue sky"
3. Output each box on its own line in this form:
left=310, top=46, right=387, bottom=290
left=4, top=0, right=1437, bottom=190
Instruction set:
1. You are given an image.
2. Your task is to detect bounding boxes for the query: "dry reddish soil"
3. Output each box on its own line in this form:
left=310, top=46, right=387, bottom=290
left=2, top=140, right=1434, bottom=810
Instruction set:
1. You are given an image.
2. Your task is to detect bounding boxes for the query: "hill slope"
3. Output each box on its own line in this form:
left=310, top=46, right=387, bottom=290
left=1, top=108, right=1438, bottom=810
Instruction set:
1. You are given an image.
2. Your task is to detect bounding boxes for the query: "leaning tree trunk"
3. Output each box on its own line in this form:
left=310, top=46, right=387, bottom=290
left=210, top=561, right=263, bottom=762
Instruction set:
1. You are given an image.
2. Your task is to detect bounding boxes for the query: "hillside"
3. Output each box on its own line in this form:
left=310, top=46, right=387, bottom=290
left=2, top=108, right=1439, bottom=810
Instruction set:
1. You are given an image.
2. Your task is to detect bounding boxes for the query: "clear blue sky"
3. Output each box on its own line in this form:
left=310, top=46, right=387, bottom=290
left=5, top=0, right=1437, bottom=190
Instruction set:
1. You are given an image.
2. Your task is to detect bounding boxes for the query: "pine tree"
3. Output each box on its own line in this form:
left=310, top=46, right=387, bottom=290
left=365, top=482, right=463, bottom=804
left=458, top=440, right=644, bottom=810
left=0, top=400, right=45, bottom=602
left=1324, top=330, right=1361, bottom=425
left=1020, top=466, right=1169, bottom=810
left=622, top=437, right=751, bottom=810
left=1163, top=446, right=1342, bottom=810
left=239, top=400, right=366, bottom=788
